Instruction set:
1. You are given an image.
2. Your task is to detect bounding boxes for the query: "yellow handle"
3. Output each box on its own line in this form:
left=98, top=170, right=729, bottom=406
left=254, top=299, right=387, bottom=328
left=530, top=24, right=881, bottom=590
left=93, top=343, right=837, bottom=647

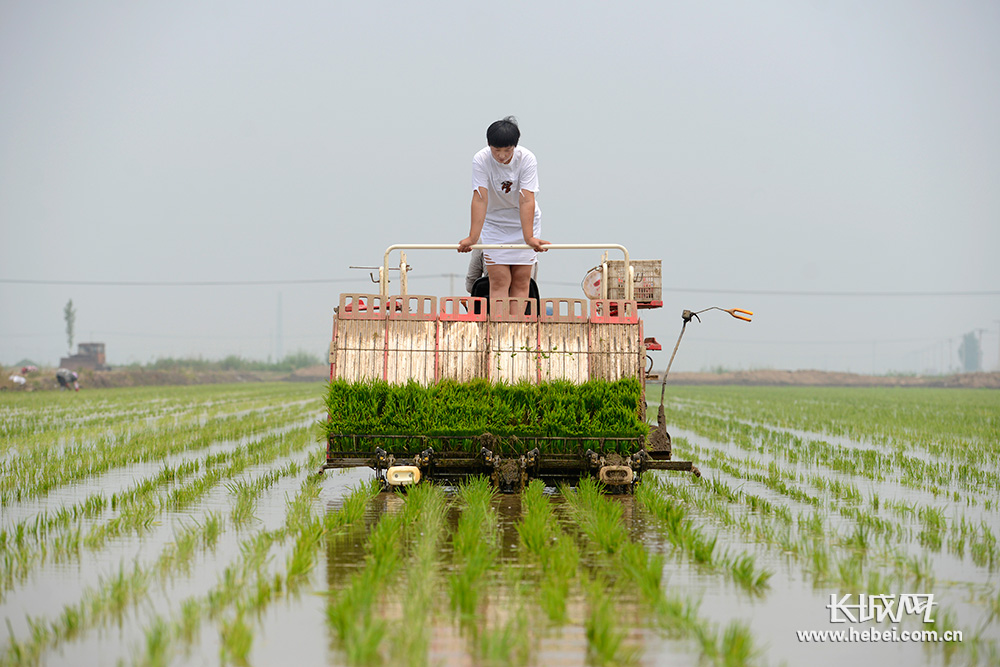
left=730, top=308, right=753, bottom=322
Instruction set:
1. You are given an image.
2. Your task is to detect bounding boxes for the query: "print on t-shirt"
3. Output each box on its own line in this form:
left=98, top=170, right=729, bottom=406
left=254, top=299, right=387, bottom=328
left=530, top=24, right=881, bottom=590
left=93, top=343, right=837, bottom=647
left=501, top=180, right=513, bottom=193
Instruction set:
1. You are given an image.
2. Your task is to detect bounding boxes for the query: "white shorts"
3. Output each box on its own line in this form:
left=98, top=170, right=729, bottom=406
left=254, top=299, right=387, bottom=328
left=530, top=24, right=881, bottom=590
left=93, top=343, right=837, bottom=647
left=480, top=213, right=541, bottom=266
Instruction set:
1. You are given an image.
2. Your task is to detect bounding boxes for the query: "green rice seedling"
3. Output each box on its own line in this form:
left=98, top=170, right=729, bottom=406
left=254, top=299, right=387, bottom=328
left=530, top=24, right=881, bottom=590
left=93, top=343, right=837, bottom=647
left=844, top=523, right=871, bottom=552
left=836, top=555, right=864, bottom=590
left=729, top=553, right=772, bottom=594
left=476, top=603, right=532, bottom=667
left=864, top=568, right=893, bottom=596
left=324, top=378, right=647, bottom=454
left=55, top=603, right=84, bottom=641
left=537, top=537, right=578, bottom=625
left=327, top=575, right=388, bottom=665
left=564, top=478, right=629, bottom=556
left=207, top=565, right=247, bottom=620
left=566, top=477, right=763, bottom=661
left=517, top=480, right=579, bottom=625
left=448, top=477, right=499, bottom=629
left=618, top=540, right=664, bottom=604
left=285, top=519, right=324, bottom=591
left=326, top=480, right=381, bottom=533
left=227, top=480, right=257, bottom=526
left=926, top=607, right=963, bottom=663
left=327, top=508, right=406, bottom=663
left=203, top=512, right=224, bottom=549
left=808, top=541, right=831, bottom=581
left=970, top=526, right=999, bottom=570
left=171, top=523, right=201, bottom=573
left=283, top=474, right=324, bottom=536
left=219, top=611, right=253, bottom=666
left=134, top=471, right=373, bottom=666
left=3, top=619, right=29, bottom=667
left=689, top=530, right=718, bottom=565
left=898, top=553, right=935, bottom=589
left=388, top=485, right=448, bottom=666
left=0, top=384, right=318, bottom=505
left=176, top=597, right=203, bottom=645
left=245, top=551, right=283, bottom=614
left=239, top=529, right=276, bottom=575
left=708, top=476, right=741, bottom=503
left=101, top=560, right=152, bottom=623
left=718, top=621, right=757, bottom=667
left=138, top=616, right=170, bottom=667
left=869, top=491, right=880, bottom=511
left=515, top=482, right=552, bottom=555
left=584, top=575, right=634, bottom=665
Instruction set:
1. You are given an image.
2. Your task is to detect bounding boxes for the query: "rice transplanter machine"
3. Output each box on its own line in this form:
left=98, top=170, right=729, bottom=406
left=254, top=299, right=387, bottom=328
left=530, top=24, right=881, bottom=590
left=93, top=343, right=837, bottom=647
left=320, top=243, right=751, bottom=492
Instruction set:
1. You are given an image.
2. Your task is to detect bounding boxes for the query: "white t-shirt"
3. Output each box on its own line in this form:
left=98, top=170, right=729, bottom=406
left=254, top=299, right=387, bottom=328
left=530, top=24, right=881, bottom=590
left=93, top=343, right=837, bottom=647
left=471, top=146, right=541, bottom=226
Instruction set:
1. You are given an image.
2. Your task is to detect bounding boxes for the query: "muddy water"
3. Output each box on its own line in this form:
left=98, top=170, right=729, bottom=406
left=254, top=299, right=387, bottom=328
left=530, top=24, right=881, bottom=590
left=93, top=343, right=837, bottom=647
left=320, top=487, right=702, bottom=666
left=6, top=461, right=995, bottom=666
left=4, top=384, right=998, bottom=666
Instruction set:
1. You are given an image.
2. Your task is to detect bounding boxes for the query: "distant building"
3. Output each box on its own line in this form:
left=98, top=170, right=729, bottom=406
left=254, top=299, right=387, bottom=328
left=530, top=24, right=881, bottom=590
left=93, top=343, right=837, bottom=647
left=60, top=342, right=109, bottom=371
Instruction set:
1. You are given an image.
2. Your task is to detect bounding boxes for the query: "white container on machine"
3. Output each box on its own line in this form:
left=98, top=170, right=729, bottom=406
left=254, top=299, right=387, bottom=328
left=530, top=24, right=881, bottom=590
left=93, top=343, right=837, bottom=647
left=386, top=466, right=421, bottom=486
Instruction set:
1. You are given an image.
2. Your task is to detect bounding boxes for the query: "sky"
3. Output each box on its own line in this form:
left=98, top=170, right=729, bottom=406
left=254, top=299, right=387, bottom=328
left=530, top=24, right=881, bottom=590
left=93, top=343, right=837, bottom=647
left=2, top=1, right=998, bottom=374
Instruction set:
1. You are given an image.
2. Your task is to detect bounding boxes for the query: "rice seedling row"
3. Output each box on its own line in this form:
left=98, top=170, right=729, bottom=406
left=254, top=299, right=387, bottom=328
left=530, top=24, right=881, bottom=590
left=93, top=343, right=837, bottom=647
left=1, top=389, right=318, bottom=506
left=560, top=478, right=760, bottom=665
left=650, top=385, right=1000, bottom=665
left=664, top=403, right=1000, bottom=497
left=0, top=425, right=317, bottom=603
left=5, top=382, right=998, bottom=666
left=324, top=378, right=648, bottom=454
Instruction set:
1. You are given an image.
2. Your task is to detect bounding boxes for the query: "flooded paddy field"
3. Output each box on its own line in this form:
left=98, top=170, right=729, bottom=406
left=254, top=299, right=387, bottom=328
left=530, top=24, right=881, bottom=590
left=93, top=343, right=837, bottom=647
left=2, top=382, right=998, bottom=666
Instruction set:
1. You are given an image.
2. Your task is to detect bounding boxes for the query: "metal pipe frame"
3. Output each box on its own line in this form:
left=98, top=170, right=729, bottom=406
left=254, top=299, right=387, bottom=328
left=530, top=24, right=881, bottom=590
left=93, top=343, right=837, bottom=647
left=380, top=243, right=633, bottom=300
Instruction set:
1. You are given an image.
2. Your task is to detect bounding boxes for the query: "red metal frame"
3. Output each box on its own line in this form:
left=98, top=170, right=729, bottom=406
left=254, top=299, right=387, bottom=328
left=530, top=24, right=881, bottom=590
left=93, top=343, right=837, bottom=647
left=540, top=298, right=588, bottom=322
left=490, top=297, right=537, bottom=322
left=439, top=296, right=488, bottom=321
left=388, top=295, right=437, bottom=321
left=338, top=293, right=390, bottom=320
left=590, top=299, right=638, bottom=323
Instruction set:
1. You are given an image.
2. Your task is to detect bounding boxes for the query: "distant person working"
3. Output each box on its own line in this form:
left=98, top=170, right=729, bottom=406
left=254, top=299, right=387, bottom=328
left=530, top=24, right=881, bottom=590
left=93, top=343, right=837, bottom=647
left=458, top=116, right=549, bottom=299
left=55, top=368, right=80, bottom=391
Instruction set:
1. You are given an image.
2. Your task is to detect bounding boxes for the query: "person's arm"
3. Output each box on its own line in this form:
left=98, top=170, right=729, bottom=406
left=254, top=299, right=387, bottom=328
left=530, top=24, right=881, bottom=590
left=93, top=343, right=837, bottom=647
left=459, top=187, right=488, bottom=252
left=520, top=189, right=549, bottom=252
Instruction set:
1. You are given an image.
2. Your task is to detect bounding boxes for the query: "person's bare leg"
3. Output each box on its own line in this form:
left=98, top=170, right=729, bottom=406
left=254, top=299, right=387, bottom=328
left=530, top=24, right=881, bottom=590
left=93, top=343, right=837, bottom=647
left=509, top=264, right=533, bottom=298
left=487, top=263, right=512, bottom=299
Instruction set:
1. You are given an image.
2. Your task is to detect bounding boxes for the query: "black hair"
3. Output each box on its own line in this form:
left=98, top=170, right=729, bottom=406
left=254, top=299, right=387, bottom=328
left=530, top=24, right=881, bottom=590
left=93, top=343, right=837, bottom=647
left=486, top=116, right=520, bottom=147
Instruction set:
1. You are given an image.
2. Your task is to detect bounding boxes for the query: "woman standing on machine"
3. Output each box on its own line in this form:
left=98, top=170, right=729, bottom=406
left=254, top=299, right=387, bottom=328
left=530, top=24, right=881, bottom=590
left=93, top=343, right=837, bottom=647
left=458, top=116, right=549, bottom=298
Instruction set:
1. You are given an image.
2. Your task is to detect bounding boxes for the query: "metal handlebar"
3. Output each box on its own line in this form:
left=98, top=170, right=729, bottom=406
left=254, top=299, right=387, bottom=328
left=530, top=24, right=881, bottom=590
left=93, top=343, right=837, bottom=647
left=380, top=243, right=634, bottom=299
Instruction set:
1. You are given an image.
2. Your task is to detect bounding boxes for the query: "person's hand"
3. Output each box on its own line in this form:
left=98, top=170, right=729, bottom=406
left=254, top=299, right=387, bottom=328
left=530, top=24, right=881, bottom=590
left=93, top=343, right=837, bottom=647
left=525, top=236, right=550, bottom=252
left=458, top=236, right=475, bottom=253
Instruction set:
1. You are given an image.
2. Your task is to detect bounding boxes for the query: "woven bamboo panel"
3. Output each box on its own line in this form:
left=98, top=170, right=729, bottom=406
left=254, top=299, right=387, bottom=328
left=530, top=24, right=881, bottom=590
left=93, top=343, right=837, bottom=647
left=332, top=306, right=646, bottom=385
left=385, top=320, right=437, bottom=385
left=333, top=320, right=385, bottom=382
left=490, top=321, right=538, bottom=384
left=589, top=322, right=642, bottom=381
left=539, top=321, right=589, bottom=382
left=438, top=320, right=488, bottom=382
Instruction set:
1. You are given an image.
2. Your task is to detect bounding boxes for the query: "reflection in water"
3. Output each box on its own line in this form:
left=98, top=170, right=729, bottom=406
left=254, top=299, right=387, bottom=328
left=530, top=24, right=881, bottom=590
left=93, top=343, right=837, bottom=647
left=324, top=490, right=404, bottom=590
left=321, top=486, right=674, bottom=666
